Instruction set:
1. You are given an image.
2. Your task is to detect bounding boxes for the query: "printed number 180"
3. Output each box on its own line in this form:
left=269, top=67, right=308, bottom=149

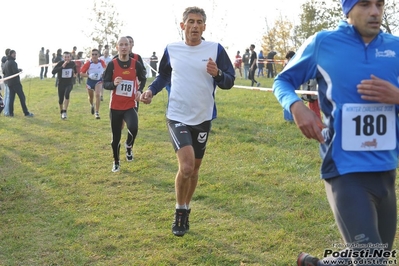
left=352, top=115, right=387, bottom=136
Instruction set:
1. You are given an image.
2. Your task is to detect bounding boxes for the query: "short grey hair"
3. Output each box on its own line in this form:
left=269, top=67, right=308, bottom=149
left=182, top=6, right=207, bottom=23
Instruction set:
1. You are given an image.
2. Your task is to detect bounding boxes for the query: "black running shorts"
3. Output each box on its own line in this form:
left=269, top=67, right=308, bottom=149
left=166, top=119, right=211, bottom=159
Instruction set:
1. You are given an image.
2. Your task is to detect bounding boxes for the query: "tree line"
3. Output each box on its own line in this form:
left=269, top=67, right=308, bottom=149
left=261, top=0, right=398, bottom=66
left=85, top=0, right=398, bottom=68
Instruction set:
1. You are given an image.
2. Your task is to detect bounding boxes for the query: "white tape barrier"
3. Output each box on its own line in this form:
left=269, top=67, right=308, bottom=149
left=0, top=62, right=56, bottom=82
left=0, top=71, right=24, bottom=82
left=142, top=59, right=317, bottom=96
left=0, top=61, right=318, bottom=96
left=143, top=59, right=156, bottom=76
left=0, top=58, right=156, bottom=82
left=233, top=85, right=318, bottom=95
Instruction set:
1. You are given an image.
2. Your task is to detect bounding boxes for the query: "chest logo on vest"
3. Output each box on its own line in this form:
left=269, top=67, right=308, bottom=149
left=375, top=49, right=396, bottom=58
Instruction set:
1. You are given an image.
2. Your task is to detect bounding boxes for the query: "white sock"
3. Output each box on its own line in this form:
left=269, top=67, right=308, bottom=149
left=176, top=204, right=186, bottom=209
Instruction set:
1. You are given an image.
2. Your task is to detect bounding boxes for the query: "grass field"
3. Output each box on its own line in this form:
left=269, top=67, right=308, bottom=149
left=0, top=75, right=397, bottom=265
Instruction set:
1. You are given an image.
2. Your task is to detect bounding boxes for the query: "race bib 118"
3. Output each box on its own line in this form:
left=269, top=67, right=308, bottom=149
left=115, top=80, right=135, bottom=97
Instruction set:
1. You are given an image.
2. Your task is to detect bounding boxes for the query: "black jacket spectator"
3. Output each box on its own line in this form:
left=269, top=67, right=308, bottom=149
left=3, top=55, right=21, bottom=86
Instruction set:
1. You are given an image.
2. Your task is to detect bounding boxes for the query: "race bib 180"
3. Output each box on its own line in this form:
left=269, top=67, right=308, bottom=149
left=341, top=103, right=396, bottom=151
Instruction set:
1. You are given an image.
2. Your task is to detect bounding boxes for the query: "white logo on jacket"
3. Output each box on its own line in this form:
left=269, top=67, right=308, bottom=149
left=375, top=49, right=396, bottom=58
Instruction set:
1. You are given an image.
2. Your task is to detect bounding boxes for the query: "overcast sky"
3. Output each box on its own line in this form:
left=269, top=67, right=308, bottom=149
left=2, top=0, right=317, bottom=77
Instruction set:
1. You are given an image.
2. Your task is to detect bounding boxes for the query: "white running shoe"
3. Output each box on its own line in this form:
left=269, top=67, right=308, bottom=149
left=112, top=162, right=120, bottom=172
left=61, top=112, right=67, bottom=120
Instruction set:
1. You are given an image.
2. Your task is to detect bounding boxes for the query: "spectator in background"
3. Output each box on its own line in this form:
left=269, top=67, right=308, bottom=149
left=249, top=44, right=260, bottom=87
left=1, top=48, right=11, bottom=116
left=54, top=49, right=63, bottom=86
left=44, top=49, right=50, bottom=78
left=0, top=76, right=3, bottom=114
left=71, top=46, right=77, bottom=60
left=3, top=50, right=34, bottom=117
left=0, top=49, right=7, bottom=69
left=51, top=52, right=56, bottom=78
left=150, top=51, right=158, bottom=77
left=242, top=48, right=250, bottom=79
left=98, top=44, right=103, bottom=56
left=257, top=50, right=265, bottom=77
left=55, top=49, right=63, bottom=63
left=234, top=50, right=242, bottom=77
left=39, top=47, right=46, bottom=79
left=266, top=50, right=277, bottom=78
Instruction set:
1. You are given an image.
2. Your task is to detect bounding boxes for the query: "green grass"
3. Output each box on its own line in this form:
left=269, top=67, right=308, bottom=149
left=0, top=76, right=397, bottom=265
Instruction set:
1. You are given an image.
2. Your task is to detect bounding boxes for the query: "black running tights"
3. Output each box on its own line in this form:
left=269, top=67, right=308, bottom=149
left=109, top=108, right=138, bottom=162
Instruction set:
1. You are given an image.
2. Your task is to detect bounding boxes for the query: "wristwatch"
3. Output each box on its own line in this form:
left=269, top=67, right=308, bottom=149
left=213, top=69, right=223, bottom=78
left=212, top=69, right=222, bottom=78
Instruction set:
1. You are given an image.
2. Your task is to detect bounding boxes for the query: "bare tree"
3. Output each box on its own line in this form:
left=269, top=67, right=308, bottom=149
left=295, top=0, right=398, bottom=46
left=294, top=0, right=343, bottom=46
left=382, top=0, right=399, bottom=34
left=262, top=15, right=294, bottom=56
left=262, top=18, right=276, bottom=52
left=84, top=0, right=124, bottom=55
left=261, top=15, right=295, bottom=73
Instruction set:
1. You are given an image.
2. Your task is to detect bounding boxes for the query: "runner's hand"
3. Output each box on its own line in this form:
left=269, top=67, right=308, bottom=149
left=357, top=75, right=399, bottom=104
left=291, top=101, right=325, bottom=143
left=141, top=90, right=153, bottom=104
